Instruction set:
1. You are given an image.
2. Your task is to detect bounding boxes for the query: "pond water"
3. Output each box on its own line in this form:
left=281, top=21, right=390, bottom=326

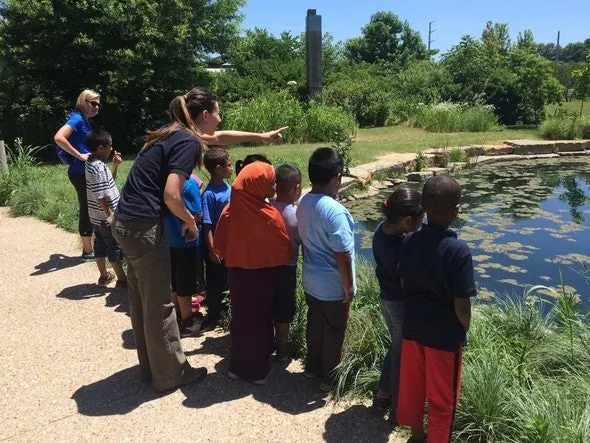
left=346, top=157, right=590, bottom=306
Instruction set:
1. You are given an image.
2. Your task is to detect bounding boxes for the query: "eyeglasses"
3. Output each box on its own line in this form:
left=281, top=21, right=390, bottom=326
left=86, top=100, right=101, bottom=109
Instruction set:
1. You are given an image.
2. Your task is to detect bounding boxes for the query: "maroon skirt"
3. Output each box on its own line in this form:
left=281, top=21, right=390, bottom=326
left=228, top=267, right=278, bottom=381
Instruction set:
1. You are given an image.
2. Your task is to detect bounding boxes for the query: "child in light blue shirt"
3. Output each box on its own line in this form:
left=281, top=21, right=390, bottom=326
left=296, top=147, right=355, bottom=392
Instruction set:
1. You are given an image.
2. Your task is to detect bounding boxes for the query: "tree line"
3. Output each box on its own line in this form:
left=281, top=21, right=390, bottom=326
left=0, top=2, right=588, bottom=153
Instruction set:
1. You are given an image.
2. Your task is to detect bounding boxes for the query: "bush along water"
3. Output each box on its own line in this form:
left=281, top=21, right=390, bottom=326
left=315, top=260, right=590, bottom=442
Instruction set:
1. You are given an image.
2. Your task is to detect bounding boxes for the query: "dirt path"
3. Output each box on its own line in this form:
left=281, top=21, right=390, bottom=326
left=0, top=208, right=403, bottom=442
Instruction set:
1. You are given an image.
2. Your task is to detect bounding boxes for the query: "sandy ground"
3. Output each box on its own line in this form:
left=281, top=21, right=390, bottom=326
left=0, top=208, right=404, bottom=442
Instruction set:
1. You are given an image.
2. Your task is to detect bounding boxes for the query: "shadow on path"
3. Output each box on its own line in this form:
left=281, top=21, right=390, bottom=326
left=324, top=404, right=392, bottom=442
left=72, top=366, right=160, bottom=416
left=31, top=253, right=83, bottom=276
left=181, top=357, right=327, bottom=415
left=56, top=283, right=128, bottom=314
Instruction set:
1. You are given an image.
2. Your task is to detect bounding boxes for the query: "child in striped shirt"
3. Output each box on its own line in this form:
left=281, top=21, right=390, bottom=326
left=85, top=130, right=127, bottom=288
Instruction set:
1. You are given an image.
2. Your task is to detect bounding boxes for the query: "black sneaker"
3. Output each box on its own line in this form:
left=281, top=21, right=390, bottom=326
left=275, top=343, right=291, bottom=363
left=199, top=317, right=217, bottom=333
left=179, top=365, right=207, bottom=386
left=179, top=316, right=203, bottom=338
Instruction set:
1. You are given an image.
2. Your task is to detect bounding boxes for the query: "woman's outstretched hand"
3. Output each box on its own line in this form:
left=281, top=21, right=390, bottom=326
left=261, top=126, right=289, bottom=144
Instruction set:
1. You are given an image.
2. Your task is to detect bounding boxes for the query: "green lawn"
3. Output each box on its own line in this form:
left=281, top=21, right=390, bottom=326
left=223, top=125, right=539, bottom=179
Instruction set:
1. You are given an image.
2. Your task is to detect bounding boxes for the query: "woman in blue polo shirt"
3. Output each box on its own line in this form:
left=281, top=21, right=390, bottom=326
left=54, top=89, right=101, bottom=260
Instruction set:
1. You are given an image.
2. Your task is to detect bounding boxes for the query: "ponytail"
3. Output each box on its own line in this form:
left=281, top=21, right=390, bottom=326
left=143, top=87, right=218, bottom=169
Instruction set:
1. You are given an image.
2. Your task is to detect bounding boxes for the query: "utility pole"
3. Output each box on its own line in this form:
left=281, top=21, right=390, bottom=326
left=554, top=30, right=560, bottom=64
left=306, top=9, right=323, bottom=102
left=428, top=20, right=436, bottom=52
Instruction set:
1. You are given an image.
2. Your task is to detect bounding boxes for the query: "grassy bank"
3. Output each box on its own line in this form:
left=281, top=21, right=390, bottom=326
left=295, top=260, right=589, bottom=442
left=0, top=125, right=539, bottom=233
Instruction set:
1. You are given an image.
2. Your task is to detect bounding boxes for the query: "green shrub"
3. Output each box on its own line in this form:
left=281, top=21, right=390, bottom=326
left=386, top=99, right=420, bottom=126
left=539, top=108, right=584, bottom=140
left=450, top=147, right=468, bottom=163
left=324, top=74, right=392, bottom=127
left=580, top=120, right=590, bottom=139
left=412, top=102, right=499, bottom=132
left=221, top=91, right=357, bottom=143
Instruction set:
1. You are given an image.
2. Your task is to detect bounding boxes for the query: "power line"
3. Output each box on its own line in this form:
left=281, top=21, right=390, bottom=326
left=428, top=21, right=436, bottom=52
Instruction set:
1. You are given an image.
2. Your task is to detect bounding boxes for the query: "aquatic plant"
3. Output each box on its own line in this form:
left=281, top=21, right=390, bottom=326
left=322, top=261, right=590, bottom=442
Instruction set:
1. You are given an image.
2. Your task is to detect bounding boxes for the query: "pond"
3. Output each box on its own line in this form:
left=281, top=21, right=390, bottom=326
left=346, top=157, right=590, bottom=306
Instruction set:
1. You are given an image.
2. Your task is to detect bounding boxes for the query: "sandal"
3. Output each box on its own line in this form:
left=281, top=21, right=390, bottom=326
left=98, top=272, right=116, bottom=286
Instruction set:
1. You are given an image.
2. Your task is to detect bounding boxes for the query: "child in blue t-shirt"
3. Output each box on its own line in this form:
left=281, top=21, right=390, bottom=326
left=371, top=187, right=424, bottom=419
left=296, top=147, right=355, bottom=393
left=165, top=174, right=204, bottom=338
left=201, top=147, right=233, bottom=331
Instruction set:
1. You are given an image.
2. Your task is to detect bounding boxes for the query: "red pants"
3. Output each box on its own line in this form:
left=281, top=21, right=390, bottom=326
left=396, top=339, right=463, bottom=443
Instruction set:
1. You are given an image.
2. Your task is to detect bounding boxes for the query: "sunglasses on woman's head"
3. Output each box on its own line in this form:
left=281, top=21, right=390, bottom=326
left=86, top=100, right=101, bottom=108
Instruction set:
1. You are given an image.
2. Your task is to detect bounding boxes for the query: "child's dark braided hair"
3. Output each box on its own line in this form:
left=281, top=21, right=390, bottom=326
left=235, top=154, right=272, bottom=176
left=382, top=186, right=424, bottom=222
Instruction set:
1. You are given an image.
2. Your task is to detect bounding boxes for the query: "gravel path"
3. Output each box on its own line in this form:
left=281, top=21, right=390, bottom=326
left=0, top=208, right=404, bottom=442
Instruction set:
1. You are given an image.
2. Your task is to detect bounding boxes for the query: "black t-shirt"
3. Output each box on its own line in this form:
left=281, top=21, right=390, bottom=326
left=399, top=223, right=477, bottom=352
left=116, top=130, right=200, bottom=221
left=372, top=222, right=404, bottom=301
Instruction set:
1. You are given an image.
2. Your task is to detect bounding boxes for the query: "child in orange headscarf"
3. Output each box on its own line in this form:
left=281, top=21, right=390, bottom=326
left=214, top=161, right=291, bottom=384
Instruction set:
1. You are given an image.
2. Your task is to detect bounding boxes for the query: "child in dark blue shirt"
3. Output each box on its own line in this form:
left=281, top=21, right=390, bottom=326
left=165, top=174, right=203, bottom=337
left=201, top=147, right=232, bottom=330
left=397, top=175, right=477, bottom=443
left=371, top=187, right=424, bottom=419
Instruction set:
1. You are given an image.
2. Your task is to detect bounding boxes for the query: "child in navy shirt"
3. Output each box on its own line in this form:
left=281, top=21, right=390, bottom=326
left=397, top=175, right=476, bottom=443
left=201, top=147, right=232, bottom=330
left=372, top=187, right=424, bottom=419
left=165, top=174, right=203, bottom=337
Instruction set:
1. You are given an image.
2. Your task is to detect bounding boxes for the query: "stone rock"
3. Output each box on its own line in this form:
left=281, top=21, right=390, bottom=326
left=373, top=182, right=388, bottom=190
left=504, top=140, right=556, bottom=155
left=480, top=144, right=515, bottom=155
left=559, top=150, right=590, bottom=157
left=423, top=167, right=450, bottom=176
left=465, top=146, right=485, bottom=157
left=553, top=140, right=588, bottom=152
left=406, top=171, right=434, bottom=182
left=390, top=178, right=407, bottom=185
left=448, top=162, right=467, bottom=171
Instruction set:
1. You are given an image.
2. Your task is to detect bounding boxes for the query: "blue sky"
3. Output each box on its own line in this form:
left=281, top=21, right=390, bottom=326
left=241, top=1, right=589, bottom=54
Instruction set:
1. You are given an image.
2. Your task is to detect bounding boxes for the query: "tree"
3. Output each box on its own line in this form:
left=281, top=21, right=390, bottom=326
left=481, top=21, right=510, bottom=61
left=572, top=55, right=590, bottom=116
left=345, top=11, right=428, bottom=67
left=509, top=48, right=564, bottom=123
left=0, top=0, right=244, bottom=151
left=516, top=30, right=537, bottom=53
left=442, top=36, right=491, bottom=103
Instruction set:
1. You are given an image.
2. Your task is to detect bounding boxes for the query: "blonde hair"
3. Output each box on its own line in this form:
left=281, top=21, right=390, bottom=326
left=144, top=87, right=218, bottom=169
left=75, top=89, right=101, bottom=112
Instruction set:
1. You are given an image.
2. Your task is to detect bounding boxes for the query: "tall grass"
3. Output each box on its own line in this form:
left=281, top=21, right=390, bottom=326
left=222, top=91, right=357, bottom=144
left=0, top=139, right=80, bottom=231
left=321, top=261, right=590, bottom=442
left=539, top=108, right=590, bottom=140
left=411, top=102, right=500, bottom=133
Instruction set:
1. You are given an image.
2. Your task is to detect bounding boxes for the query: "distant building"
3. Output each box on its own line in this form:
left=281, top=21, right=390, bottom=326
left=205, top=62, right=232, bottom=74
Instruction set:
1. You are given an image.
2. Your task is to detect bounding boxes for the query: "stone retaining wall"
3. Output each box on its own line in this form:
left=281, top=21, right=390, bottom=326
left=339, top=139, right=590, bottom=196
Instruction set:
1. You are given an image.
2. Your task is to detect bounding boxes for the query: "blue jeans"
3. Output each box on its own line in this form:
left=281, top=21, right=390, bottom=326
left=378, top=299, right=404, bottom=410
